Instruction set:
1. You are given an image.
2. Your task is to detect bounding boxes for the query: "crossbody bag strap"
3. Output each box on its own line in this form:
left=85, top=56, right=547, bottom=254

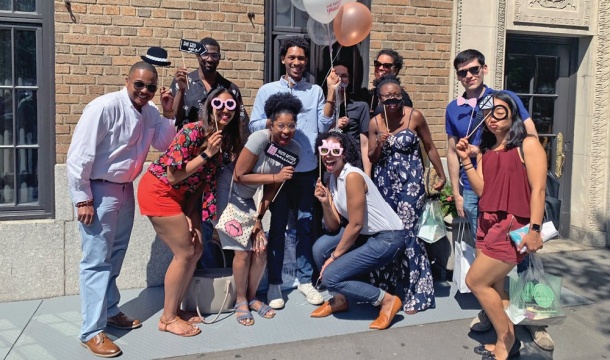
left=198, top=279, right=232, bottom=324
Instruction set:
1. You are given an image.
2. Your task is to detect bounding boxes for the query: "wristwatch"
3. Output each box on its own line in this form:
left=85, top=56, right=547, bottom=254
left=200, top=152, right=209, bottom=161
left=531, top=223, right=541, bottom=233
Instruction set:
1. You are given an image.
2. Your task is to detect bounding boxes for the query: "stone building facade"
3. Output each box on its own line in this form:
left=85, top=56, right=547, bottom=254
left=0, top=0, right=607, bottom=301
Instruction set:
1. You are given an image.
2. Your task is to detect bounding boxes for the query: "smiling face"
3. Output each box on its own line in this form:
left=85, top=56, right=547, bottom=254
left=211, top=91, right=236, bottom=129
left=282, top=46, right=308, bottom=82
left=456, top=58, right=487, bottom=94
left=378, top=82, right=403, bottom=113
left=125, top=69, right=157, bottom=111
left=484, top=98, right=512, bottom=135
left=271, top=112, right=297, bottom=147
left=320, top=137, right=346, bottom=175
left=374, top=54, right=397, bottom=80
left=198, top=44, right=220, bottom=74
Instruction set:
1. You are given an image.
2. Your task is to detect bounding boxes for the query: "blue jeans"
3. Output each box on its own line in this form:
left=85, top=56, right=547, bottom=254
left=318, top=229, right=406, bottom=304
left=462, top=188, right=479, bottom=241
left=267, top=170, right=317, bottom=285
left=79, top=181, right=135, bottom=342
left=312, top=227, right=345, bottom=270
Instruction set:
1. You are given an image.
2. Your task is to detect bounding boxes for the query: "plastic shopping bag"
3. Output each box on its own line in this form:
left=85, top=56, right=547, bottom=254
left=417, top=198, right=447, bottom=243
left=506, top=254, right=566, bottom=326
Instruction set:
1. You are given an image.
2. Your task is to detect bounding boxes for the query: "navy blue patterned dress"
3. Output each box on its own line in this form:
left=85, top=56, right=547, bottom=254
left=370, top=124, right=436, bottom=313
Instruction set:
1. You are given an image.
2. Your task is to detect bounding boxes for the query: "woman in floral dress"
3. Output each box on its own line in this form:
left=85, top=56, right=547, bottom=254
left=367, top=75, right=446, bottom=313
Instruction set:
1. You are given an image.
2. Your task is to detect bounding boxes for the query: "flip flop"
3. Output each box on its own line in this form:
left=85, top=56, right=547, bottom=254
left=234, top=301, right=254, bottom=326
left=158, top=316, right=201, bottom=337
left=249, top=299, right=275, bottom=319
left=476, top=337, right=521, bottom=358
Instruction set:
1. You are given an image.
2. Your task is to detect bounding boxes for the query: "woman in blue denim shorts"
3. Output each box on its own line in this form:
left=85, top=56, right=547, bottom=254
left=310, top=131, right=406, bottom=330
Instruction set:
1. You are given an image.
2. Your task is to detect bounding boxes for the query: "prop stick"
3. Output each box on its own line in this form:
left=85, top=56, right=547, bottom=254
left=465, top=111, right=492, bottom=139
left=161, top=67, right=165, bottom=89
left=272, top=181, right=286, bottom=203
left=181, top=53, right=189, bottom=90
left=319, top=155, right=322, bottom=181
left=213, top=112, right=219, bottom=132
left=383, top=104, right=389, bottom=131
left=335, top=86, right=340, bottom=129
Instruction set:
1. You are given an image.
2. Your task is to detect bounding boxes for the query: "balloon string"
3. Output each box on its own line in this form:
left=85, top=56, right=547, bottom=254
left=327, top=23, right=334, bottom=68
left=321, top=46, right=342, bottom=88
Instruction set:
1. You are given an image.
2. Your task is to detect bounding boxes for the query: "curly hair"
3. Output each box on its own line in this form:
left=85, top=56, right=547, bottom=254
left=479, top=91, right=527, bottom=153
left=376, top=49, right=403, bottom=73
left=280, top=36, right=310, bottom=59
left=315, top=131, right=362, bottom=169
left=374, top=74, right=402, bottom=95
left=264, top=92, right=303, bottom=123
left=201, top=87, right=242, bottom=156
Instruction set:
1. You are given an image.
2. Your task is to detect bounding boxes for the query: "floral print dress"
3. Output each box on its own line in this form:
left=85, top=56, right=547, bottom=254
left=369, top=125, right=436, bottom=313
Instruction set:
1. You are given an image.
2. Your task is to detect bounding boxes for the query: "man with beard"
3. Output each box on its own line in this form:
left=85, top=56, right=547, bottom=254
left=68, top=61, right=176, bottom=357
left=171, top=37, right=250, bottom=140
left=249, top=36, right=339, bottom=310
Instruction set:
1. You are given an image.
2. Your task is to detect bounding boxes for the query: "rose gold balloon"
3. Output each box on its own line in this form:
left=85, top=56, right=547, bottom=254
left=333, top=2, right=373, bottom=47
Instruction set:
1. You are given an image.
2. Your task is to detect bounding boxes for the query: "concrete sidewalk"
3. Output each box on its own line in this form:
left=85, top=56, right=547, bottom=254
left=1, top=242, right=608, bottom=360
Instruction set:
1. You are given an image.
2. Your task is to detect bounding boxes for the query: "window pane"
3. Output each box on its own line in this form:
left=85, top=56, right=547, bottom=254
left=294, top=7, right=308, bottom=28
left=0, top=0, right=10, bottom=11
left=17, top=148, right=37, bottom=203
left=0, top=89, right=13, bottom=145
left=16, top=89, right=36, bottom=145
left=0, top=148, right=14, bottom=204
left=275, top=0, right=291, bottom=27
left=532, top=96, right=555, bottom=134
left=535, top=56, right=558, bottom=94
left=14, top=0, right=35, bottom=12
left=0, top=29, right=11, bottom=86
left=505, top=55, right=535, bottom=94
left=14, top=29, right=36, bottom=85
left=518, top=95, right=531, bottom=115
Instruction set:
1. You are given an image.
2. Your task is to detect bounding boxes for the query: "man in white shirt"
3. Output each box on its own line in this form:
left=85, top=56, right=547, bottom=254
left=67, top=61, right=176, bottom=358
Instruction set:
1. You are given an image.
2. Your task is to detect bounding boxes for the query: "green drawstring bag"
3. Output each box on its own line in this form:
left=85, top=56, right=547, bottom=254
left=506, top=254, right=566, bottom=326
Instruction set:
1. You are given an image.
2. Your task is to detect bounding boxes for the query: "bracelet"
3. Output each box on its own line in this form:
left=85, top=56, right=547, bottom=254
left=76, top=199, right=93, bottom=207
left=256, top=213, right=264, bottom=220
left=461, top=161, right=472, bottom=167
left=325, top=100, right=336, bottom=104
left=463, top=165, right=474, bottom=171
left=331, top=252, right=339, bottom=260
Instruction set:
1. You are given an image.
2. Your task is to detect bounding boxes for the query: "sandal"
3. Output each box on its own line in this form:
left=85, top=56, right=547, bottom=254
left=158, top=316, right=201, bottom=337
left=234, top=301, right=254, bottom=326
left=249, top=299, right=275, bottom=319
left=177, top=309, right=203, bottom=324
left=477, top=337, right=521, bottom=358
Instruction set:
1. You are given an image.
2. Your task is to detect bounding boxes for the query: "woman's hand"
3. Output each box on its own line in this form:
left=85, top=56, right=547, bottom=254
left=274, top=166, right=294, bottom=183
left=319, top=257, right=334, bottom=280
left=203, top=131, right=223, bottom=157
left=377, top=131, right=389, bottom=146
left=314, top=178, right=331, bottom=206
left=174, top=67, right=189, bottom=91
left=433, top=177, right=446, bottom=191
left=251, top=220, right=267, bottom=253
left=455, top=137, right=473, bottom=160
left=519, top=231, right=543, bottom=253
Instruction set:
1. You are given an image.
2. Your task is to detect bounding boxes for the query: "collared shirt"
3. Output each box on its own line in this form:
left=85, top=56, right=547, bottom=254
left=337, top=97, right=370, bottom=146
left=170, top=70, right=250, bottom=141
left=249, top=77, right=334, bottom=172
left=444, top=85, right=530, bottom=190
left=67, top=87, right=176, bottom=204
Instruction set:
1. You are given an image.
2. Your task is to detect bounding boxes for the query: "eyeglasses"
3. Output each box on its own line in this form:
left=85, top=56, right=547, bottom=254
left=374, top=61, right=394, bottom=70
left=318, top=145, right=344, bottom=156
left=490, top=104, right=509, bottom=121
left=131, top=80, right=157, bottom=93
left=275, top=122, right=297, bottom=131
left=456, top=65, right=482, bottom=78
left=379, top=93, right=403, bottom=101
left=211, top=98, right=237, bottom=111
left=200, top=52, right=221, bottom=61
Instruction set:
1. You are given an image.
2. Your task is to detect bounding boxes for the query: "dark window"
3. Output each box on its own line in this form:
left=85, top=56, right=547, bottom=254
left=0, top=0, right=54, bottom=219
left=264, top=0, right=370, bottom=93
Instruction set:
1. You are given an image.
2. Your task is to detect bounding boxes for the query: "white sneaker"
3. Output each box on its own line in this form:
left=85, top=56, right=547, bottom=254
left=267, top=284, right=285, bottom=309
left=298, top=282, right=324, bottom=305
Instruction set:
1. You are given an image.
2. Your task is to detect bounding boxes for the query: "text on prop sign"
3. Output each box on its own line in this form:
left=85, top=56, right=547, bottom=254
left=265, top=142, right=299, bottom=167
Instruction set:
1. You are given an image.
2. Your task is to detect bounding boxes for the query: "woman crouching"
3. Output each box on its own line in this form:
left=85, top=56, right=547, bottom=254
left=311, top=131, right=405, bottom=330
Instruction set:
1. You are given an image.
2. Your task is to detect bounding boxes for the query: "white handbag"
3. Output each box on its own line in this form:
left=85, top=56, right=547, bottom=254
left=214, top=179, right=257, bottom=247
left=452, top=218, right=476, bottom=293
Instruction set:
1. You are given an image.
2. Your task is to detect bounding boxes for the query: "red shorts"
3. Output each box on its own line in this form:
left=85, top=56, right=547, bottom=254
left=137, top=171, right=186, bottom=217
left=476, top=211, right=528, bottom=264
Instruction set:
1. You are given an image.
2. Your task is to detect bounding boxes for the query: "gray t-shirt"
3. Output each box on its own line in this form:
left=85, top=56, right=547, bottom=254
left=233, top=129, right=301, bottom=199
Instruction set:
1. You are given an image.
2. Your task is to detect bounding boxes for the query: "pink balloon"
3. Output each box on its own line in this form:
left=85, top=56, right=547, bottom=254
left=333, top=3, right=373, bottom=47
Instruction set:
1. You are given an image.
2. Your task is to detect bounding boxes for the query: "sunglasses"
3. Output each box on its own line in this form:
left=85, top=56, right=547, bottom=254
left=318, top=145, right=344, bottom=156
left=456, top=65, right=482, bottom=78
left=374, top=61, right=394, bottom=70
left=211, top=98, right=237, bottom=111
left=132, top=80, right=158, bottom=93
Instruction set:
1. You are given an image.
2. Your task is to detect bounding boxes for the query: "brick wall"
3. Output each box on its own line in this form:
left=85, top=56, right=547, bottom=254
left=54, top=0, right=453, bottom=163
left=370, top=0, right=453, bottom=155
left=54, top=0, right=266, bottom=163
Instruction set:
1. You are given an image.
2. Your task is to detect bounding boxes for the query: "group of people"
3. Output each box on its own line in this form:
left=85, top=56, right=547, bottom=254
left=67, top=35, right=551, bottom=360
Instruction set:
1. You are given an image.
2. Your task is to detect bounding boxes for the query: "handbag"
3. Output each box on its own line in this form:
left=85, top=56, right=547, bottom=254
left=452, top=218, right=476, bottom=293
left=214, top=178, right=257, bottom=247
left=182, top=242, right=236, bottom=324
left=417, top=198, right=447, bottom=243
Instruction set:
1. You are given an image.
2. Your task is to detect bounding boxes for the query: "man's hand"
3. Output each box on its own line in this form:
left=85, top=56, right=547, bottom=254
left=336, top=116, right=349, bottom=129
left=160, top=87, right=174, bottom=113
left=77, top=205, right=95, bottom=225
left=326, top=68, right=340, bottom=91
left=174, top=67, right=189, bottom=91
left=454, top=194, right=465, bottom=218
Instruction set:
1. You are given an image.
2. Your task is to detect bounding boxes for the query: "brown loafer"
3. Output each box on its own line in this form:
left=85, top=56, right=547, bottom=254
left=310, top=300, right=349, bottom=318
left=81, top=332, right=122, bottom=358
left=369, top=295, right=402, bottom=330
left=107, top=312, right=142, bottom=330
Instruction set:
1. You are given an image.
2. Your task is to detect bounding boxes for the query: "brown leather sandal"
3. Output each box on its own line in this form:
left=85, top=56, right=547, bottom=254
left=158, top=316, right=201, bottom=337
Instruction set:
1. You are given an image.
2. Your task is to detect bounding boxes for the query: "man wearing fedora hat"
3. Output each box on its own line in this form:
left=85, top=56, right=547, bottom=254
left=170, top=37, right=249, bottom=140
